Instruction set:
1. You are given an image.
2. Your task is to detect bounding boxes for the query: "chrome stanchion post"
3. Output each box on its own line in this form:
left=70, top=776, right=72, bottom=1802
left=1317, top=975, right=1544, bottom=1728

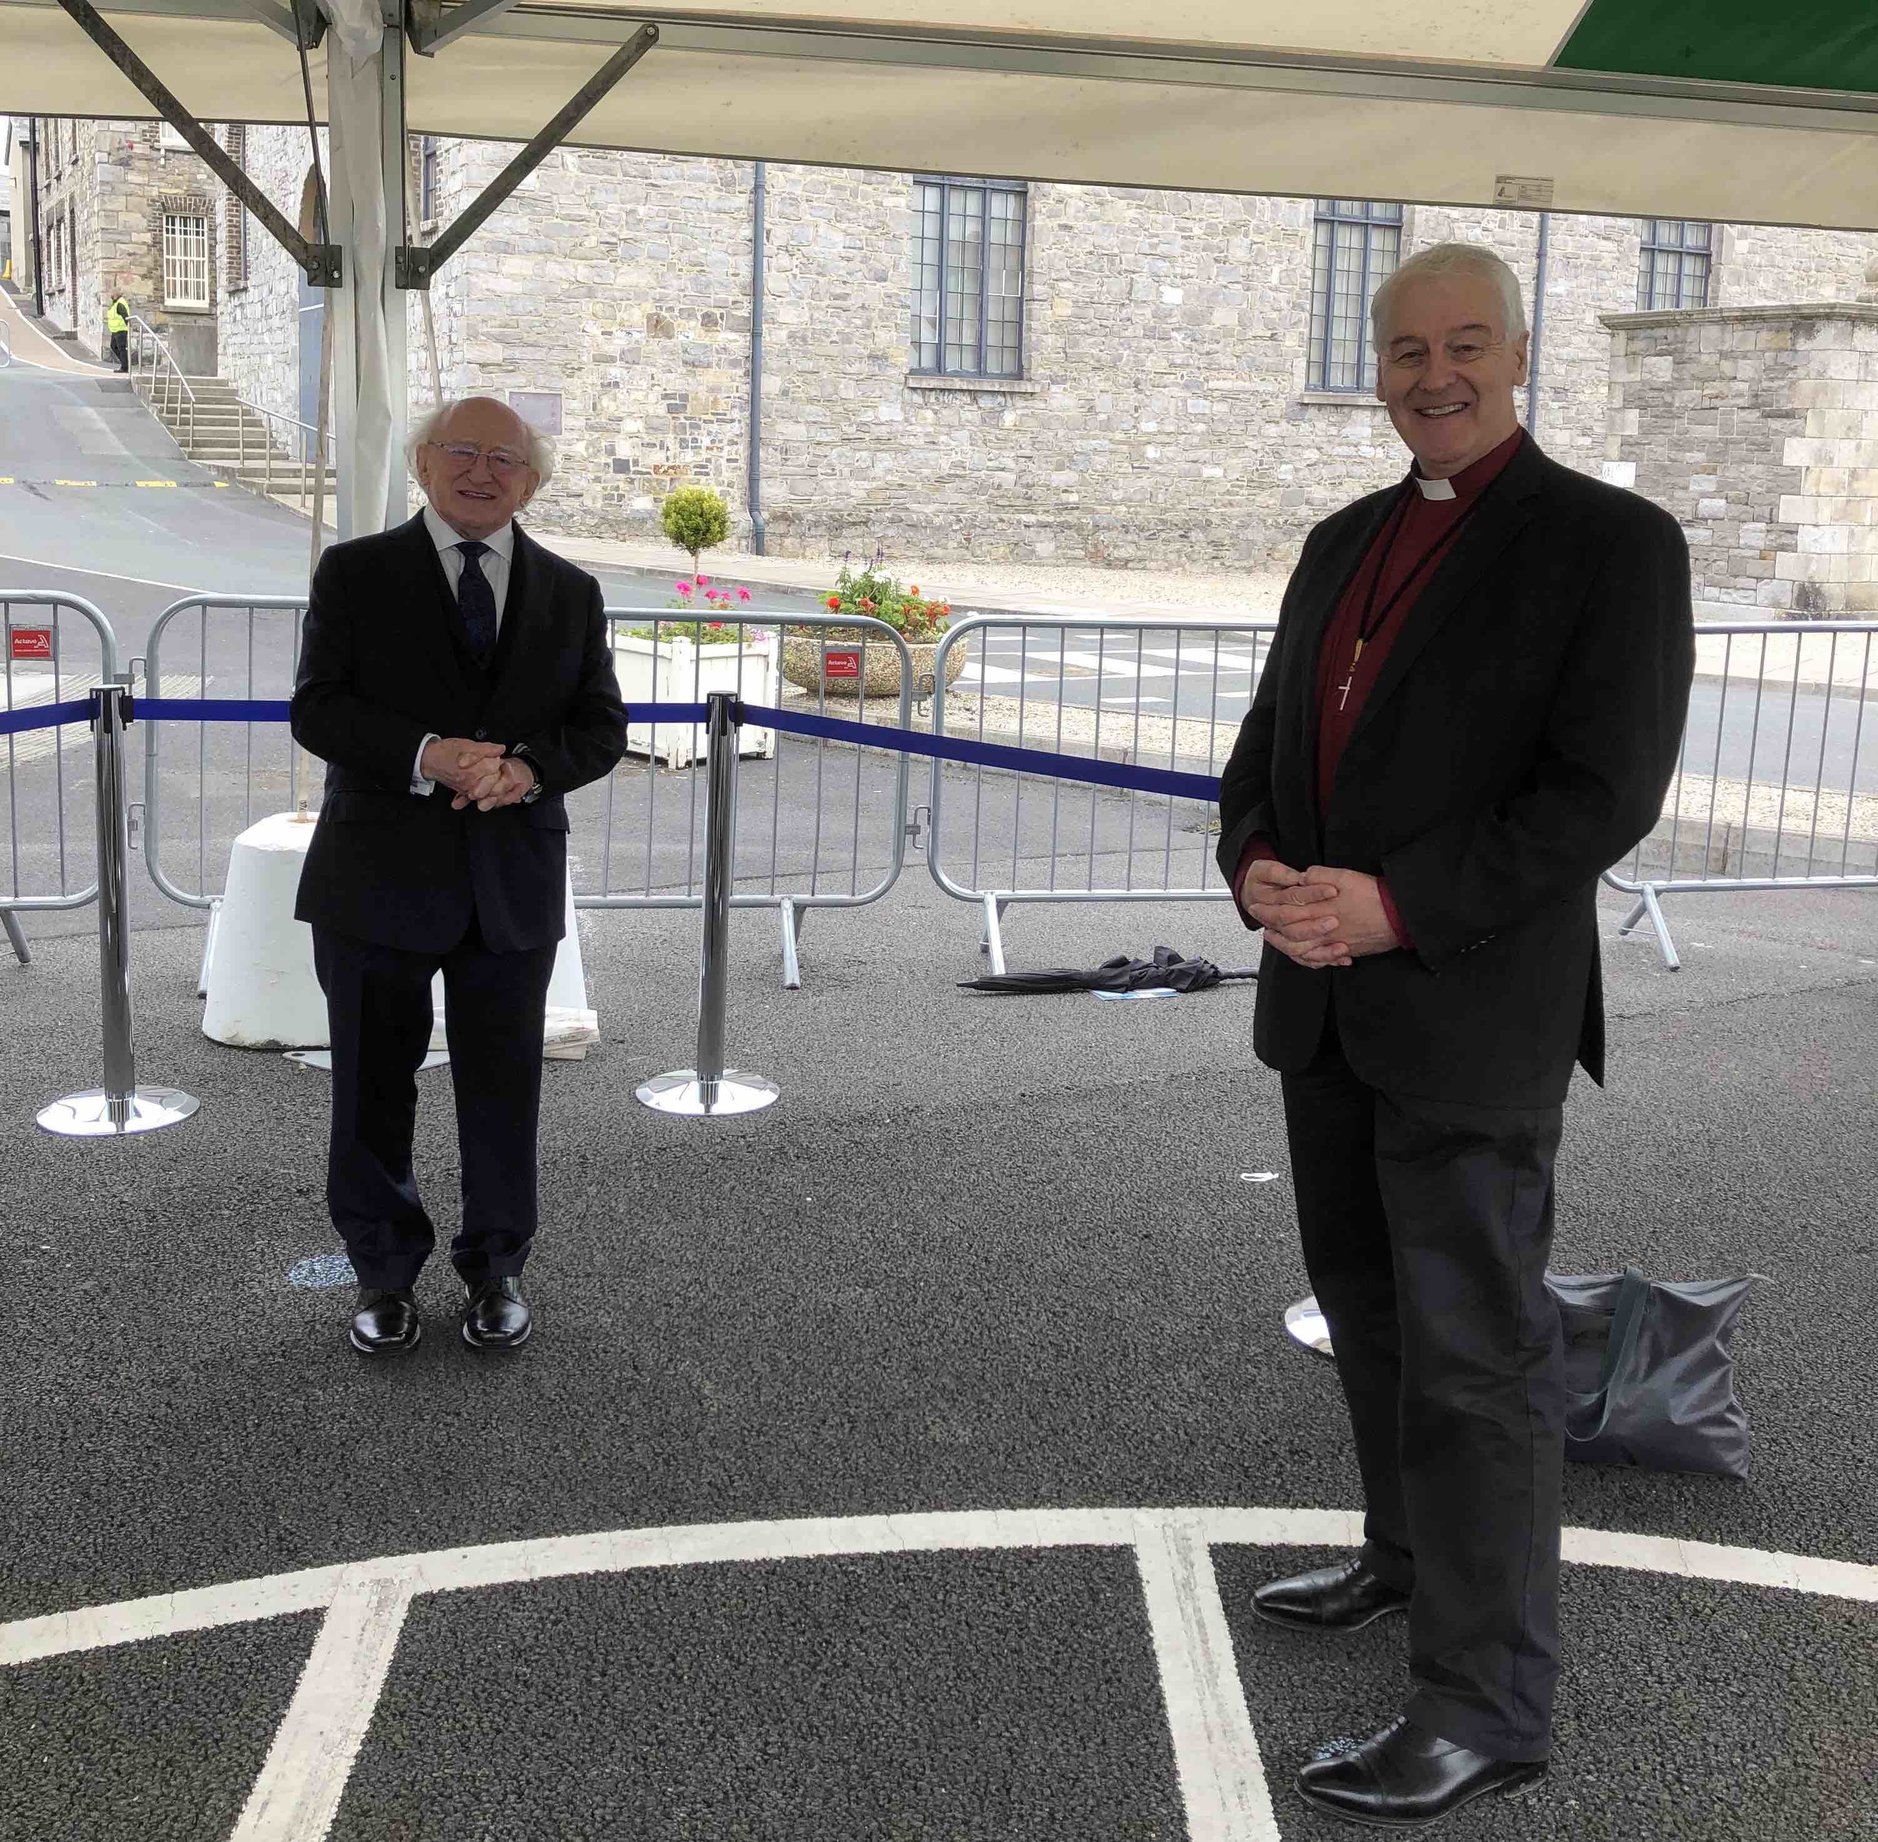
left=637, top=692, right=778, bottom=1117
left=1284, top=1292, right=1334, bottom=1357
left=38, top=684, right=200, bottom=1137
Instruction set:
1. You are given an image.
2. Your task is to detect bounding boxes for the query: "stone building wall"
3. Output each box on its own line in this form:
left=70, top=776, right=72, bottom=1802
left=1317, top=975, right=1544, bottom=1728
left=215, top=124, right=313, bottom=430
left=1603, top=305, right=1878, bottom=615
left=199, top=137, right=1878, bottom=575
left=28, top=119, right=220, bottom=371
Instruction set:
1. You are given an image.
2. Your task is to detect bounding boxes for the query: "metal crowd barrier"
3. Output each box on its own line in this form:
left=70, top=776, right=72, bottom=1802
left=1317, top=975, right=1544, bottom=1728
left=137, top=594, right=313, bottom=992
left=1605, top=620, right=1878, bottom=968
left=0, top=593, right=120, bottom=964
left=136, top=598, right=917, bottom=990
left=928, top=615, right=1276, bottom=972
left=583, top=608, right=914, bottom=987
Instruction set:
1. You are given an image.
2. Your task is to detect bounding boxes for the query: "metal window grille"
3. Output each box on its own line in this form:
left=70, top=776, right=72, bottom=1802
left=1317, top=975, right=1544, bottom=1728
left=420, top=136, right=439, bottom=221
left=1637, top=219, right=1713, bottom=310
left=162, top=212, right=210, bottom=309
left=910, top=177, right=1026, bottom=379
left=1308, top=199, right=1403, bottom=392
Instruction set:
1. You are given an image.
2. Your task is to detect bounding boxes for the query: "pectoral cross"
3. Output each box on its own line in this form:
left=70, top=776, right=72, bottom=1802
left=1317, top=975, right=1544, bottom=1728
left=1337, top=638, right=1367, bottom=711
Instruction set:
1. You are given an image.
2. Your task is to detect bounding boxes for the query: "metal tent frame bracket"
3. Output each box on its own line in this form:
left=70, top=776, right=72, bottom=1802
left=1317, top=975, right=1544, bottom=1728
left=395, top=20, right=657, bottom=290
left=51, top=0, right=341, bottom=288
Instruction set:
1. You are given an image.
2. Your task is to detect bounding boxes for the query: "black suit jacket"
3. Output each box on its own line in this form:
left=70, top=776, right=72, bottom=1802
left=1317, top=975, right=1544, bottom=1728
left=291, top=514, right=627, bottom=954
left=1216, top=438, right=1694, bottom=1108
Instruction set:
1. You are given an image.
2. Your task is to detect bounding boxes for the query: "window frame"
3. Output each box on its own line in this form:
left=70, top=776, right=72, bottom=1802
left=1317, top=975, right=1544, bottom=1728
left=909, top=175, right=1028, bottom=382
left=162, top=210, right=212, bottom=310
left=1307, top=198, right=1405, bottom=395
left=160, top=120, right=192, bottom=153
left=419, top=135, right=440, bottom=224
left=1637, top=218, right=1714, bottom=311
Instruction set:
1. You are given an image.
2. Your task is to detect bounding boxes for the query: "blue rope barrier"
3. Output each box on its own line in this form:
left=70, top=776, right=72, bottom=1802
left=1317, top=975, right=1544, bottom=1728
left=138, top=697, right=293, bottom=723
left=743, top=702, right=1220, bottom=804
left=113, top=694, right=1219, bottom=803
left=0, top=697, right=92, bottom=738
left=128, top=699, right=717, bottom=725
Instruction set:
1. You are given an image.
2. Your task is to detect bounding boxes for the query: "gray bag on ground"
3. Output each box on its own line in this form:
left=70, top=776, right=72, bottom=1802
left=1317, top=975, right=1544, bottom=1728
left=1546, top=1267, right=1760, bottom=1479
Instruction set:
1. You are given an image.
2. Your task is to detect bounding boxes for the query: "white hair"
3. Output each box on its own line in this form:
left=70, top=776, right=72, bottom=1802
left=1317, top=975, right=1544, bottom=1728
left=406, top=396, right=556, bottom=487
left=1370, top=241, right=1528, bottom=350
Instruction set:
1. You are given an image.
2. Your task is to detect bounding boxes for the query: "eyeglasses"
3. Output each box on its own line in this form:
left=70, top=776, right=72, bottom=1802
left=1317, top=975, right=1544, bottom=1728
left=1384, top=338, right=1507, bottom=375
left=427, top=440, right=530, bottom=477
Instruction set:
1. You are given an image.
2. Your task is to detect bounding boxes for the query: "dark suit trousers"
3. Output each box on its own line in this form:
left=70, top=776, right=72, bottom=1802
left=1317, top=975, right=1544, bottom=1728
left=1281, top=1007, right=1565, bottom=1763
left=312, top=915, right=557, bottom=1291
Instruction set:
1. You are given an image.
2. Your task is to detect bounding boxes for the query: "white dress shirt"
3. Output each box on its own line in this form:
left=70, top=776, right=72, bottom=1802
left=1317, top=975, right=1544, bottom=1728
left=411, top=509, right=519, bottom=794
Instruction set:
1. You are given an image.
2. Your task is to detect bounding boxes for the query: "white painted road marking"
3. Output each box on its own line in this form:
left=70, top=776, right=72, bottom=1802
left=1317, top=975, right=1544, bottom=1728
left=1137, top=1516, right=1279, bottom=1841
left=4, top=1504, right=1874, bottom=1842
left=229, top=1569, right=415, bottom=1842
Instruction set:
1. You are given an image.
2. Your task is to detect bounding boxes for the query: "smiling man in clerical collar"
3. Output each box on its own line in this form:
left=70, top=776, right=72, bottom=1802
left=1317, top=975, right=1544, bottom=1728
left=1215, top=242, right=1695, bottom=1830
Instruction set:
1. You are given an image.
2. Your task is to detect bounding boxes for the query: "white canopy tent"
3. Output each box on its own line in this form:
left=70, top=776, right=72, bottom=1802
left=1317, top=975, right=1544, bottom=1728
left=4, top=0, right=1876, bottom=532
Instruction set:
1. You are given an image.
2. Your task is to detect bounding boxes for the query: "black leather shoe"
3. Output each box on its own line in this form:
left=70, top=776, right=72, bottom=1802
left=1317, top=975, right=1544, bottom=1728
left=1296, top=1717, right=1546, bottom=1830
left=1253, top=1558, right=1410, bottom=1632
left=462, top=1276, right=531, bottom=1349
left=349, top=1288, right=420, bottom=1355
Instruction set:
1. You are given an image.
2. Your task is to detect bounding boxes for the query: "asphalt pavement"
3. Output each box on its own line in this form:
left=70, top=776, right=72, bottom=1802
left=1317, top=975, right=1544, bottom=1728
left=1, top=876, right=1875, bottom=1841
left=3, top=364, right=1877, bottom=1841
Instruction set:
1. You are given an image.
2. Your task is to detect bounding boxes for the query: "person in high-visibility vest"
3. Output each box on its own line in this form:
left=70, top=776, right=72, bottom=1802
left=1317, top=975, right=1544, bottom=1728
left=105, top=290, right=130, bottom=373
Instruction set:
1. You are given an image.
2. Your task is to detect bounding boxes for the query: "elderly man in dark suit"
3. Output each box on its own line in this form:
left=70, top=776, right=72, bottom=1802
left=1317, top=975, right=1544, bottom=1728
left=1218, top=243, right=1693, bottom=1830
left=292, top=396, right=626, bottom=1357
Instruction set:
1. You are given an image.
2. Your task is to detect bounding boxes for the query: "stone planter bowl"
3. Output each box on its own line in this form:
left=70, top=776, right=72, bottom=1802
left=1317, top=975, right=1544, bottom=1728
left=780, top=633, right=966, bottom=701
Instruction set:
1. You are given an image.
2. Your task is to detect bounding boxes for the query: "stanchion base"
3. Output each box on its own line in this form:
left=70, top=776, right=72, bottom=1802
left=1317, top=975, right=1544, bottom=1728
left=1284, top=1293, right=1335, bottom=1358
left=36, top=1087, right=201, bottom=1137
left=636, top=1069, right=780, bottom=1117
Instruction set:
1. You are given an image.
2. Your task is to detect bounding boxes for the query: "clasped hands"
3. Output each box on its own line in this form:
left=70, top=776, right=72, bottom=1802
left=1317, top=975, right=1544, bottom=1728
left=1238, top=859, right=1400, bottom=969
left=421, top=738, right=536, bottom=812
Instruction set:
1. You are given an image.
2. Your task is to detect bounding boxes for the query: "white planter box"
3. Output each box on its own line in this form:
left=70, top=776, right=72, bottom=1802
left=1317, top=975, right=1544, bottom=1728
left=611, top=631, right=778, bottom=767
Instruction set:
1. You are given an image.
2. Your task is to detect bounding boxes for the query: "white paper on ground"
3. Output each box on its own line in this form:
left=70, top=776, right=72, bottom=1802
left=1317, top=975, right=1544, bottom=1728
left=284, top=1048, right=452, bottom=1074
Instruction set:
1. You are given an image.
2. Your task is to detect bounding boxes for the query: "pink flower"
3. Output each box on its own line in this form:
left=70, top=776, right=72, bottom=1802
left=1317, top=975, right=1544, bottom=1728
left=737, top=586, right=752, bottom=601
left=676, top=580, right=693, bottom=596
left=697, top=574, right=709, bottom=586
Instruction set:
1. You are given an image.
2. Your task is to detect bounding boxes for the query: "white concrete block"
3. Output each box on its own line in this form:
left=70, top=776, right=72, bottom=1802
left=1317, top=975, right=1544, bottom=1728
left=201, top=813, right=327, bottom=1050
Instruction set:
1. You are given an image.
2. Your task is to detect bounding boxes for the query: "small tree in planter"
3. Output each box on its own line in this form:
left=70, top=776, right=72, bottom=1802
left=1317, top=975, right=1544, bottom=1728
left=661, top=485, right=731, bottom=576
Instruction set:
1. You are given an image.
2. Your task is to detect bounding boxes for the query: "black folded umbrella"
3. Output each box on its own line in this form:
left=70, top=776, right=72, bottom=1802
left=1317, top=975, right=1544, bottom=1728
left=959, top=944, right=1257, bottom=994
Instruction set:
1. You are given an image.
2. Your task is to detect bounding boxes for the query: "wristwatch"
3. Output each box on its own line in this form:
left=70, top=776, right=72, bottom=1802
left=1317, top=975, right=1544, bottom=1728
left=507, top=743, right=544, bottom=805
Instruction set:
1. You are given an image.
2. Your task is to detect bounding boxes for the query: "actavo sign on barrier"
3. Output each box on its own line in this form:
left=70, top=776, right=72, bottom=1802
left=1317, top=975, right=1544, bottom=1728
left=9, top=628, right=54, bottom=662
left=822, top=648, right=862, bottom=680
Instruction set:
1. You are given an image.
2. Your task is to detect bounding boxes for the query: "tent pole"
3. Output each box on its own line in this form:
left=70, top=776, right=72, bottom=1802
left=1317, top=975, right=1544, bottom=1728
left=326, top=11, right=410, bottom=538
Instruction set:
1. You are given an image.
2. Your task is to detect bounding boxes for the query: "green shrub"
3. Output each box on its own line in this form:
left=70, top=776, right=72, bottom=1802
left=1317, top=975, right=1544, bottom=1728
left=808, top=564, right=952, bottom=642
left=660, top=486, right=731, bottom=572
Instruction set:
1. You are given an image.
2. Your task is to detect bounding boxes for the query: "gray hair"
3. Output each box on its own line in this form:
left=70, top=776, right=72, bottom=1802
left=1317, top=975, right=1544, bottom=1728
left=406, top=396, right=556, bottom=488
left=1371, top=241, right=1528, bottom=350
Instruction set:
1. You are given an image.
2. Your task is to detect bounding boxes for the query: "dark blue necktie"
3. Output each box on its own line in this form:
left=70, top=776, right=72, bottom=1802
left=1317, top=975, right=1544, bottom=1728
left=455, top=540, right=498, bottom=664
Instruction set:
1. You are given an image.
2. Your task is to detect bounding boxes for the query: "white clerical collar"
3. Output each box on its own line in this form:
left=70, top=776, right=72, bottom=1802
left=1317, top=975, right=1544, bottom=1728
left=1413, top=473, right=1458, bottom=501
left=423, top=503, right=516, bottom=560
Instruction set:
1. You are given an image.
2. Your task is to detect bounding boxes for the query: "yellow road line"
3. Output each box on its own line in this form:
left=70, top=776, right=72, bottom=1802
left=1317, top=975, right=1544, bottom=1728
left=134, top=479, right=180, bottom=488
left=52, top=479, right=99, bottom=487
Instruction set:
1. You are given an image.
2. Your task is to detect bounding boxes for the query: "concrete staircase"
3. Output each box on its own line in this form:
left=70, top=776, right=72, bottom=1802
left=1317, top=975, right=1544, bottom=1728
left=136, top=374, right=337, bottom=500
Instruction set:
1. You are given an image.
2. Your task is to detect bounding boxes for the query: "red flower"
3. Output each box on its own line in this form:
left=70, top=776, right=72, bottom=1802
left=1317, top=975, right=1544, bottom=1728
left=708, top=620, right=725, bottom=630
left=860, top=597, right=876, bottom=612
left=825, top=594, right=841, bottom=610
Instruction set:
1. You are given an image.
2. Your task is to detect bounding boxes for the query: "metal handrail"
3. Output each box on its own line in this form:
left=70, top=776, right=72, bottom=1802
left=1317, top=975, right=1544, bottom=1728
left=227, top=393, right=335, bottom=512
left=126, top=315, right=197, bottom=451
